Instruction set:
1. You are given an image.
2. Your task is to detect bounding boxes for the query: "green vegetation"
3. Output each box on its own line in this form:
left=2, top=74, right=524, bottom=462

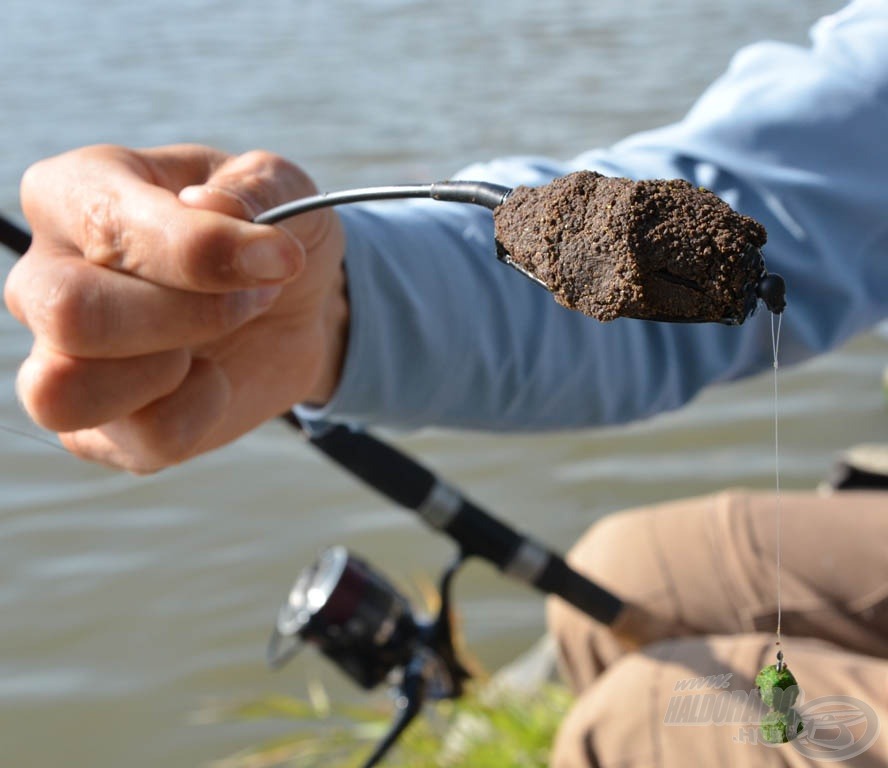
left=200, top=681, right=572, bottom=768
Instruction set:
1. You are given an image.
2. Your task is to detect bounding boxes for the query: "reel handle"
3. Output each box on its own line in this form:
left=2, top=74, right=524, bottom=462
left=360, top=659, right=426, bottom=768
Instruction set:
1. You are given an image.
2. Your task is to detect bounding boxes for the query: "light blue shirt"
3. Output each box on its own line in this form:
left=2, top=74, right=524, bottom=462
left=299, top=0, right=888, bottom=432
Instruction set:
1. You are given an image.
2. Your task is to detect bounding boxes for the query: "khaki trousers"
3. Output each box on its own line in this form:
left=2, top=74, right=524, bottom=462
left=546, top=490, right=888, bottom=767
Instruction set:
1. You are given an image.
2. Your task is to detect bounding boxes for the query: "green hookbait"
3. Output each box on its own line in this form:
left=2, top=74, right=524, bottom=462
left=756, top=662, right=804, bottom=743
left=760, top=708, right=805, bottom=744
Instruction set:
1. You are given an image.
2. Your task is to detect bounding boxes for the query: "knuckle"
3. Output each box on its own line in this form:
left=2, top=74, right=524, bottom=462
left=19, top=157, right=54, bottom=211
left=19, top=162, right=43, bottom=210
left=20, top=146, right=120, bottom=221
left=239, top=149, right=294, bottom=181
left=81, top=190, right=127, bottom=268
left=226, top=150, right=317, bottom=213
left=238, top=149, right=279, bottom=169
left=3, top=262, right=26, bottom=323
left=40, top=263, right=114, bottom=354
left=16, top=354, right=82, bottom=432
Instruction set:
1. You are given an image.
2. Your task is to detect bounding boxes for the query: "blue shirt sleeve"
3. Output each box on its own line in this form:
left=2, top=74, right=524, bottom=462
left=297, top=0, right=888, bottom=431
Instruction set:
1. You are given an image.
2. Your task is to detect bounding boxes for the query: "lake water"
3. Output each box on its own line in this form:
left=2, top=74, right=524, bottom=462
left=2, top=1, right=884, bottom=766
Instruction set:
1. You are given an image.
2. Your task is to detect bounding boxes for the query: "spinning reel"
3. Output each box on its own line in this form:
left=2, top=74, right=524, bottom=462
left=267, top=546, right=469, bottom=768
left=257, top=420, right=632, bottom=768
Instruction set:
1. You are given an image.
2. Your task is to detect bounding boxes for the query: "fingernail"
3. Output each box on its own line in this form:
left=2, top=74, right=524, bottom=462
left=238, top=239, right=297, bottom=280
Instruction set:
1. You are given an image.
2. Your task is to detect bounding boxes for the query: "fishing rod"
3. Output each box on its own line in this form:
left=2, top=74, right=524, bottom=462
left=0, top=209, right=624, bottom=620
left=1, top=206, right=658, bottom=768
left=0, top=213, right=31, bottom=254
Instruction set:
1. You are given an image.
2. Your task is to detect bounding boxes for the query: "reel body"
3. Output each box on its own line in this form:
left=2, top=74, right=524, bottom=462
left=268, top=546, right=469, bottom=768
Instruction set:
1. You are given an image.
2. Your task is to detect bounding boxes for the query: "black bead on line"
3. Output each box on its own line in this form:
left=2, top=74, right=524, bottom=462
left=756, top=273, right=787, bottom=314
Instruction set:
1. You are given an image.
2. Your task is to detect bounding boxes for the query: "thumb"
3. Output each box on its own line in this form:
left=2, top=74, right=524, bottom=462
left=178, top=149, right=328, bottom=255
left=180, top=180, right=308, bottom=283
left=178, top=183, right=262, bottom=220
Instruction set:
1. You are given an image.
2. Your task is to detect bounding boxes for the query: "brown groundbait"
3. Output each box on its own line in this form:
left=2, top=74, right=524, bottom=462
left=493, top=171, right=768, bottom=323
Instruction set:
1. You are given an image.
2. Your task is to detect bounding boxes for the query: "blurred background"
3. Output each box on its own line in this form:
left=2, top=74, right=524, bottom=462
left=2, top=1, right=885, bottom=766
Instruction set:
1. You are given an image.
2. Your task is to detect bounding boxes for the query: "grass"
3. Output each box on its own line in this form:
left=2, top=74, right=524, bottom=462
left=198, top=680, right=572, bottom=768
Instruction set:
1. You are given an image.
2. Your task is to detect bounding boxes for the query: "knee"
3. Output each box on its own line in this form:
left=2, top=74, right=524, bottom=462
left=550, top=507, right=658, bottom=635
left=546, top=510, right=655, bottom=690
left=566, top=509, right=653, bottom=589
left=552, top=490, right=738, bottom=631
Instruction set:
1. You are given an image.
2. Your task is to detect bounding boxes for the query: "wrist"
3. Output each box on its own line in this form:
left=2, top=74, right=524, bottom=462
left=304, top=263, right=349, bottom=406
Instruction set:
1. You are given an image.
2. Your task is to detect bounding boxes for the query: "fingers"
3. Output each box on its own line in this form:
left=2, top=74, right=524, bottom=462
left=8, top=143, right=346, bottom=472
left=20, top=144, right=307, bottom=293
left=76, top=182, right=304, bottom=289
left=5, top=254, right=282, bottom=357
left=8, top=144, right=316, bottom=361
left=58, top=358, right=232, bottom=474
left=20, top=144, right=229, bottom=256
left=178, top=150, right=319, bottom=221
left=16, top=344, right=191, bottom=433
left=177, top=149, right=331, bottom=264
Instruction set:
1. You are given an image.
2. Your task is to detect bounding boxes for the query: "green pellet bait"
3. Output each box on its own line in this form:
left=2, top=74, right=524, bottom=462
left=760, top=708, right=804, bottom=744
left=755, top=663, right=799, bottom=712
left=756, top=661, right=804, bottom=743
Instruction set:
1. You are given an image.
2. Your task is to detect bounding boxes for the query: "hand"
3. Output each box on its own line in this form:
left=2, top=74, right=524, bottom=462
left=4, top=144, right=348, bottom=472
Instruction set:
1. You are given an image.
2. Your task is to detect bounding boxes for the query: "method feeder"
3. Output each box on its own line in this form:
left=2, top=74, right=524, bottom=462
left=255, top=179, right=786, bottom=322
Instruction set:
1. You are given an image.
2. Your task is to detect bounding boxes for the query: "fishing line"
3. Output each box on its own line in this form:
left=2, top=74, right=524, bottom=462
left=770, top=310, right=784, bottom=667
left=753, top=309, right=801, bottom=746
left=0, top=422, right=70, bottom=454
